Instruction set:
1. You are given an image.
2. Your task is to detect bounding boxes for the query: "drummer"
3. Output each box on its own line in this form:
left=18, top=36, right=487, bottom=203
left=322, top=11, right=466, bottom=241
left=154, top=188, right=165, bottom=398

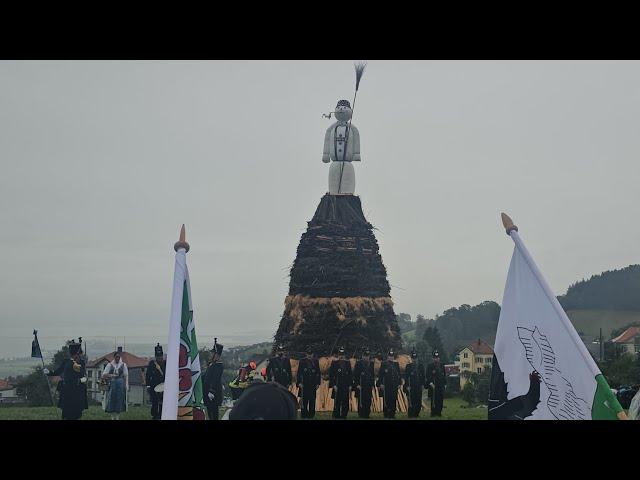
left=145, top=343, right=166, bottom=420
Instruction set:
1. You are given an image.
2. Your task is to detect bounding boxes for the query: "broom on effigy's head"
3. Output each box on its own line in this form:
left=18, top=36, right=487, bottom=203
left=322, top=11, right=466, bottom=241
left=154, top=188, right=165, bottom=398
left=338, top=61, right=367, bottom=194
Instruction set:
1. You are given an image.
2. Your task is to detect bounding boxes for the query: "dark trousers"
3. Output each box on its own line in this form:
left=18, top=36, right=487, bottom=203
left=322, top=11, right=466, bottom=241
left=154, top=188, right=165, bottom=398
left=407, top=386, right=423, bottom=418
left=357, top=385, right=373, bottom=418
left=431, top=386, right=444, bottom=416
left=206, top=404, right=219, bottom=420
left=332, top=386, right=350, bottom=419
left=383, top=386, right=398, bottom=419
left=149, top=391, right=162, bottom=420
left=300, top=386, right=317, bottom=418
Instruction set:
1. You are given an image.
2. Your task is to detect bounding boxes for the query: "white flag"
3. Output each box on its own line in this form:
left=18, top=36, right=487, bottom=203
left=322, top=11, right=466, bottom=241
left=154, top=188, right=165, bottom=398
left=161, top=247, right=188, bottom=420
left=490, top=228, right=623, bottom=420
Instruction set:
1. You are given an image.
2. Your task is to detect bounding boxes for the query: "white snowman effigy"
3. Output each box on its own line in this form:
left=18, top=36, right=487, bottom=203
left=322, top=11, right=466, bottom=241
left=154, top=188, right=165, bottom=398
left=322, top=99, right=361, bottom=195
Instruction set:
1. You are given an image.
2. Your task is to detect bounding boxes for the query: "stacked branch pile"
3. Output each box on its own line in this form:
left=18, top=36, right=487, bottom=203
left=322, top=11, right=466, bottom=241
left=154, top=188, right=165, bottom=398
left=274, top=194, right=406, bottom=412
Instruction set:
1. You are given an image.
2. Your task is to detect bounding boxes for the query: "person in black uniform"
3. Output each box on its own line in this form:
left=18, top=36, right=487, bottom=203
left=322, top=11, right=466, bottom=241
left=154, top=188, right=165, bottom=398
left=145, top=343, right=166, bottom=420
left=426, top=350, right=447, bottom=417
left=44, top=340, right=87, bottom=420
left=329, top=346, right=352, bottom=419
left=266, top=344, right=292, bottom=388
left=296, top=347, right=321, bottom=418
left=404, top=348, right=426, bottom=418
left=352, top=347, right=375, bottom=418
left=78, top=339, right=89, bottom=412
left=377, top=349, right=401, bottom=419
left=203, top=339, right=224, bottom=420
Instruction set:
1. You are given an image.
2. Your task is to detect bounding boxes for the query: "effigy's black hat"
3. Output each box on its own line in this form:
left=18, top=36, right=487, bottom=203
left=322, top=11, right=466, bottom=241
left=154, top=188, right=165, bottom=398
left=336, top=99, right=351, bottom=109
left=155, top=343, right=163, bottom=357
left=338, top=346, right=346, bottom=354
left=433, top=350, right=440, bottom=358
left=229, top=382, right=297, bottom=420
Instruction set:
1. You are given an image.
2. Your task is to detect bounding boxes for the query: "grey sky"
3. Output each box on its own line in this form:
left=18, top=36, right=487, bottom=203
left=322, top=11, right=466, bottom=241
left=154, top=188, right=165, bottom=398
left=1, top=60, right=639, bottom=358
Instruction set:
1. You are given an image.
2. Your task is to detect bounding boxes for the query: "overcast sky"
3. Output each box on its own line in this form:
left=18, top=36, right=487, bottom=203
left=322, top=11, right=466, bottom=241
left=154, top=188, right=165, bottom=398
left=1, top=60, right=639, bottom=358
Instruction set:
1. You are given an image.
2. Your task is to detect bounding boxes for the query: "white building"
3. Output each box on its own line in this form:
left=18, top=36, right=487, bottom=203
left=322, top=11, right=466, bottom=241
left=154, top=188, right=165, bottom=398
left=0, top=378, right=22, bottom=404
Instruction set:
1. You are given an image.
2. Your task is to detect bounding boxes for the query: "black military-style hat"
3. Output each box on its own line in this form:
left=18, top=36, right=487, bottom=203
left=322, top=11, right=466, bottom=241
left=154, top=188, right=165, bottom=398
left=336, top=99, right=351, bottom=109
left=433, top=350, right=440, bottom=358
left=68, top=339, right=81, bottom=356
left=229, top=382, right=297, bottom=420
left=212, top=338, right=224, bottom=355
left=154, top=343, right=163, bottom=357
left=338, top=346, right=346, bottom=354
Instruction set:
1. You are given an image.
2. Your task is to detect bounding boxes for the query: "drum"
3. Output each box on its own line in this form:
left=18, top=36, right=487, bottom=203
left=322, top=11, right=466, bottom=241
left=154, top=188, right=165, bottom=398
left=154, top=382, right=164, bottom=401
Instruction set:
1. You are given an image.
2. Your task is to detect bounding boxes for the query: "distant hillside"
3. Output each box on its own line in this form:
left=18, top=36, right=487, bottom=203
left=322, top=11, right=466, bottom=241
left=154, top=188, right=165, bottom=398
left=566, top=310, right=640, bottom=340
left=399, top=301, right=501, bottom=356
left=401, top=264, right=640, bottom=358
left=558, top=265, right=640, bottom=311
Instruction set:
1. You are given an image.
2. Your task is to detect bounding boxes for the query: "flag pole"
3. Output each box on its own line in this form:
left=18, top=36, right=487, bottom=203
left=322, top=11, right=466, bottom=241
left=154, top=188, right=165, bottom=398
left=161, top=225, right=190, bottom=420
left=500, top=213, right=628, bottom=420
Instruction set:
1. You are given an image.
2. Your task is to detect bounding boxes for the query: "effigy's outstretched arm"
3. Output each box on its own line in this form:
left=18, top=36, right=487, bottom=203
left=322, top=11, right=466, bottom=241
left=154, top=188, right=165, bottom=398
left=322, top=126, right=332, bottom=163
left=351, top=125, right=361, bottom=162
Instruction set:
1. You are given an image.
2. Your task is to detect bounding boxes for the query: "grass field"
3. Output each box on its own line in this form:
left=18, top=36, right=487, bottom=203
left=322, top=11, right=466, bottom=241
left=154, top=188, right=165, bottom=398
left=0, top=397, right=486, bottom=420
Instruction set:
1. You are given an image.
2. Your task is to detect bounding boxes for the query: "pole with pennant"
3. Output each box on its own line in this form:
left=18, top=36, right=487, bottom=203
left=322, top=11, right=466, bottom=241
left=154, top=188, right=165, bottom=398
left=31, top=330, right=55, bottom=406
left=161, top=225, right=206, bottom=420
left=490, top=213, right=627, bottom=420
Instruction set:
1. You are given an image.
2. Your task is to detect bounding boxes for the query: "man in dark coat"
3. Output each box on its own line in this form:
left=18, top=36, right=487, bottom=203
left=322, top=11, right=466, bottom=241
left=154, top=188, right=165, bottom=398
left=203, top=340, right=224, bottom=420
left=44, top=340, right=87, bottom=420
left=266, top=344, right=292, bottom=388
left=352, top=347, right=375, bottom=418
left=296, top=347, right=321, bottom=418
left=145, top=343, right=166, bottom=420
left=377, top=349, right=401, bottom=419
left=404, top=348, right=426, bottom=418
left=426, top=350, right=447, bottom=417
left=329, top=346, right=352, bottom=419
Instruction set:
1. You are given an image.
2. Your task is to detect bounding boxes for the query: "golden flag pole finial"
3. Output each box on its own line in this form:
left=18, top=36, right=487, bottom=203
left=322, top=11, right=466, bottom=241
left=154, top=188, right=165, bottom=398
left=174, top=224, right=190, bottom=252
left=501, top=212, right=518, bottom=236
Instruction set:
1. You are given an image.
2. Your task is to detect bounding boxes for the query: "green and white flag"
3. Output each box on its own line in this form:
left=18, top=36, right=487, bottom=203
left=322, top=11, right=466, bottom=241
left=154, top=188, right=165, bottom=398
left=161, top=226, right=205, bottom=420
left=489, top=218, right=625, bottom=420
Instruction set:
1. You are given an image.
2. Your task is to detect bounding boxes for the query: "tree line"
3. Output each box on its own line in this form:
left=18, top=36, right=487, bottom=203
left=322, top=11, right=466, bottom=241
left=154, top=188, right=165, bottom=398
left=558, top=264, right=640, bottom=311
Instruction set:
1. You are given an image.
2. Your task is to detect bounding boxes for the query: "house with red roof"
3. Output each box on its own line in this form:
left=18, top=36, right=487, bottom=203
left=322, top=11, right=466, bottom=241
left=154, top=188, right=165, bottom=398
left=611, top=326, right=640, bottom=357
left=0, top=378, right=22, bottom=404
left=458, top=339, right=494, bottom=387
left=86, top=347, right=153, bottom=406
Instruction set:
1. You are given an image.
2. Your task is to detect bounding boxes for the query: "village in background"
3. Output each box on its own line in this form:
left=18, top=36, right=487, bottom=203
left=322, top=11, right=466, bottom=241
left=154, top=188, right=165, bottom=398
left=1, top=263, right=639, bottom=417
